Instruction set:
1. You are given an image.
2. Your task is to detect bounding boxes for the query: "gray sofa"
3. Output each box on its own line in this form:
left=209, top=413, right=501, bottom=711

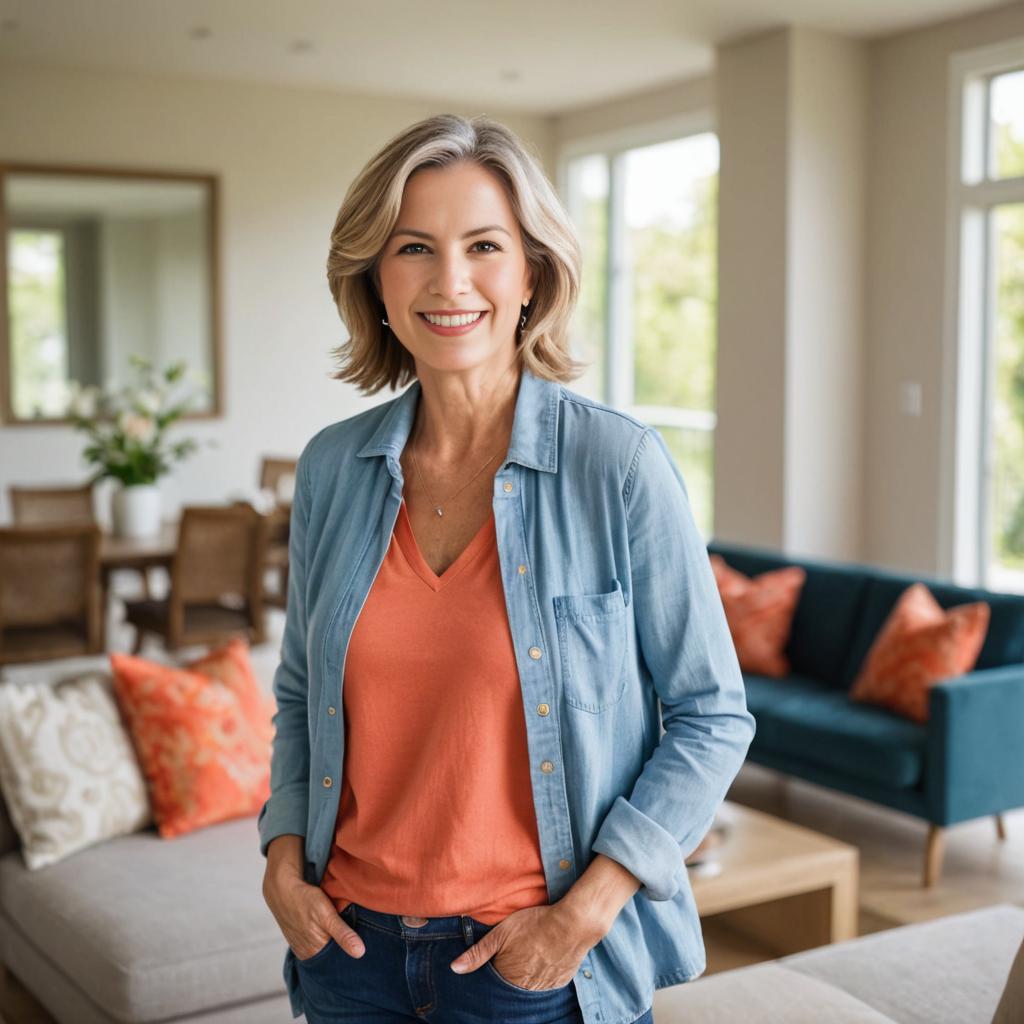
left=1, top=648, right=1020, bottom=1023
left=653, top=903, right=1024, bottom=1023
left=0, top=651, right=293, bottom=1024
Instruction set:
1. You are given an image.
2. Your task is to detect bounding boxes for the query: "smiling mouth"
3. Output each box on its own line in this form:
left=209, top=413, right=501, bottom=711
left=418, top=311, right=486, bottom=327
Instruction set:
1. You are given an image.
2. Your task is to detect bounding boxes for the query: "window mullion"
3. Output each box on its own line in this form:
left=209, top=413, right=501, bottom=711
left=606, top=151, right=632, bottom=409
left=978, top=206, right=997, bottom=587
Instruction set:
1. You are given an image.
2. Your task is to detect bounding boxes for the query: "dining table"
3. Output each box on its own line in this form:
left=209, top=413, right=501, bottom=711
left=98, top=504, right=290, bottom=603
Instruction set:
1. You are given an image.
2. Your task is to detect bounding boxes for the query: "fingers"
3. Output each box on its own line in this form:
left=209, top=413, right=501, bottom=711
left=451, top=928, right=498, bottom=974
left=330, top=916, right=365, bottom=958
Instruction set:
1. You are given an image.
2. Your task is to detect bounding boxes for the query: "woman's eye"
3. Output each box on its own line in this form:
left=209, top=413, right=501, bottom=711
left=396, top=241, right=501, bottom=255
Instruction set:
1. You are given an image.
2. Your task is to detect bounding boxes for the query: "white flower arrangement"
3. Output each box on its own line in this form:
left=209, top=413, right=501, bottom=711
left=68, top=356, right=203, bottom=487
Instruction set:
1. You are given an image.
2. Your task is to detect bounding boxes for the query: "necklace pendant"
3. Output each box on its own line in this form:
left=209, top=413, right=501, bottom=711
left=433, top=505, right=444, bottom=517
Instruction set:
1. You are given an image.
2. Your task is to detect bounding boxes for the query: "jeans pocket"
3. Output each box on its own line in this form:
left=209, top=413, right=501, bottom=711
left=294, top=937, right=334, bottom=966
left=469, top=919, right=567, bottom=997
left=484, top=959, right=567, bottom=995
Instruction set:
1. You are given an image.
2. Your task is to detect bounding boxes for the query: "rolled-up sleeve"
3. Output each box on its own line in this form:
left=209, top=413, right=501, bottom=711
left=257, top=447, right=313, bottom=858
left=591, top=427, right=756, bottom=901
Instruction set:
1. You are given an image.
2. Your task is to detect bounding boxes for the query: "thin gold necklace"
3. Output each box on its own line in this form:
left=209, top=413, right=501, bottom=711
left=409, top=416, right=504, bottom=517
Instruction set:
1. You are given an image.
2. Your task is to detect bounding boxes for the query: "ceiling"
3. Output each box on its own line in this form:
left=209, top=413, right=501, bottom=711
left=0, top=0, right=1008, bottom=115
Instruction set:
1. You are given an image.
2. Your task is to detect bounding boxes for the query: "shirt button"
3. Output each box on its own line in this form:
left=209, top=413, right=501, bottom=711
left=583, top=969, right=593, bottom=979
left=518, top=564, right=527, bottom=574
left=537, top=703, right=550, bottom=716
left=323, top=776, right=333, bottom=787
left=503, top=481, right=513, bottom=493
left=540, top=760, right=554, bottom=774
left=528, top=646, right=542, bottom=660
left=327, top=706, right=336, bottom=716
left=558, top=858, right=570, bottom=870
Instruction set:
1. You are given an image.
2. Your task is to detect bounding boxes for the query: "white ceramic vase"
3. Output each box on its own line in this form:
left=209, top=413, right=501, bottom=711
left=111, top=484, right=161, bottom=539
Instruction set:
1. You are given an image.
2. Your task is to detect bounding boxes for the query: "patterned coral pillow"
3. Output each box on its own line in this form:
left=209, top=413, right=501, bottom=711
left=709, top=556, right=806, bottom=677
left=110, top=638, right=275, bottom=839
left=849, top=583, right=990, bottom=723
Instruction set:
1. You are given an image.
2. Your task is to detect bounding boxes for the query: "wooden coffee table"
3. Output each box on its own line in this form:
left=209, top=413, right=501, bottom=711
left=690, top=801, right=858, bottom=961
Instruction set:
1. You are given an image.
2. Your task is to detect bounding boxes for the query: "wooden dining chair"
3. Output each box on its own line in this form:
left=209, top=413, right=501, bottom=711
left=123, top=504, right=269, bottom=653
left=258, top=457, right=296, bottom=609
left=9, top=482, right=96, bottom=525
left=0, top=524, right=104, bottom=665
left=9, top=480, right=158, bottom=601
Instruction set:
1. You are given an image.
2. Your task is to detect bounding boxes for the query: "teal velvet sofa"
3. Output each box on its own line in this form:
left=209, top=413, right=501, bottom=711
left=707, top=540, right=1024, bottom=886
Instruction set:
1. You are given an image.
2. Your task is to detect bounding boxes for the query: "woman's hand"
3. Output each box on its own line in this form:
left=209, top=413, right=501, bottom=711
left=262, top=865, right=365, bottom=962
left=449, top=902, right=605, bottom=991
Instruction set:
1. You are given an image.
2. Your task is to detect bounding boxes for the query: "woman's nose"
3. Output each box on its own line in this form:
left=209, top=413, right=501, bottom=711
left=429, top=253, right=472, bottom=298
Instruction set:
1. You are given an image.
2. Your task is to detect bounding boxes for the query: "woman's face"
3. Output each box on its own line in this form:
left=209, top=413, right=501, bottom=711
left=376, top=161, right=534, bottom=378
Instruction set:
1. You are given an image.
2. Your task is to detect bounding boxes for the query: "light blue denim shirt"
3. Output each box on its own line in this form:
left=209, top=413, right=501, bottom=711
left=258, top=364, right=755, bottom=1023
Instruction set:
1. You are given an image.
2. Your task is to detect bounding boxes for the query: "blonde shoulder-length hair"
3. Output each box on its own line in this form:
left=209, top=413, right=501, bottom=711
left=326, top=113, right=587, bottom=394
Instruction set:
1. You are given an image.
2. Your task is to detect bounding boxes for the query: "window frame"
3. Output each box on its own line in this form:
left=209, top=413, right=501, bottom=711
left=944, top=38, right=1024, bottom=587
left=556, top=111, right=719, bottom=530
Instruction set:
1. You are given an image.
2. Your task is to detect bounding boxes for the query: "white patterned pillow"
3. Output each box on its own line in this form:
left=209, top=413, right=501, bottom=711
left=0, top=672, right=152, bottom=869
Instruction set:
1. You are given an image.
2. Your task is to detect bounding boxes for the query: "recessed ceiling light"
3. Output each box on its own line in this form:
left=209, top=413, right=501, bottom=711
left=290, top=38, right=314, bottom=54
left=500, top=69, right=521, bottom=82
left=189, top=26, right=212, bottom=41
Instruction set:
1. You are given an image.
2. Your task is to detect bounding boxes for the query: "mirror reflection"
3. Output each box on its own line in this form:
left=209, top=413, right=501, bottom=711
left=2, top=168, right=218, bottom=422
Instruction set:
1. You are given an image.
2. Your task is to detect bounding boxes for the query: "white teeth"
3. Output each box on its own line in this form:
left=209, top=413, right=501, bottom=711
left=423, top=311, right=483, bottom=327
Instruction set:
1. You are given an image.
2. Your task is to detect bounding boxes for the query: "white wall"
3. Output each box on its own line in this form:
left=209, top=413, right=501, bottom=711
left=0, top=62, right=553, bottom=524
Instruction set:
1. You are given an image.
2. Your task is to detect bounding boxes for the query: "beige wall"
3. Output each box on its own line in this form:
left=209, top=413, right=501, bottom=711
left=552, top=75, right=714, bottom=149
left=785, top=29, right=867, bottom=561
left=864, top=0, right=1024, bottom=575
left=714, top=31, right=790, bottom=549
left=0, top=63, right=553, bottom=523
left=713, top=27, right=867, bottom=560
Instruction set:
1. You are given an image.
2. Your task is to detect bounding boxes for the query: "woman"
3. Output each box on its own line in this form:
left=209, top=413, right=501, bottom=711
left=260, top=113, right=755, bottom=1024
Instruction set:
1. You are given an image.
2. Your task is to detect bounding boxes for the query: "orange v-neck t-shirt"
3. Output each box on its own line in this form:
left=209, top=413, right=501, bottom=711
left=320, top=498, right=549, bottom=923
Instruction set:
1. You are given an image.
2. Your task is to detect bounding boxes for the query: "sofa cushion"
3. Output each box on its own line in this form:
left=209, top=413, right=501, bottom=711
left=652, top=962, right=895, bottom=1023
left=745, top=675, right=927, bottom=788
left=710, top=556, right=806, bottom=676
left=841, top=571, right=1024, bottom=689
left=110, top=640, right=275, bottom=839
left=0, top=671, right=152, bottom=869
left=849, top=582, right=990, bottom=723
left=784, top=904, right=1024, bottom=1024
left=707, top=542, right=872, bottom=688
left=0, top=815, right=287, bottom=1022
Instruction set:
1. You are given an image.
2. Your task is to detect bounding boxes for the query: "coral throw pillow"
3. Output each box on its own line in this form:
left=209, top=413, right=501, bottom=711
left=110, top=638, right=276, bottom=838
left=849, top=583, right=990, bottom=723
left=709, top=555, right=806, bottom=677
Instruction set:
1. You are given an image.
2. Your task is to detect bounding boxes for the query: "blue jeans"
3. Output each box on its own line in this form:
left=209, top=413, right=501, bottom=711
left=295, top=902, right=655, bottom=1024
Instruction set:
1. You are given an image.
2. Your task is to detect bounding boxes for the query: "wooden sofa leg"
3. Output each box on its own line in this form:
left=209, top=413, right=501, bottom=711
left=924, top=825, right=945, bottom=887
left=996, top=814, right=1007, bottom=841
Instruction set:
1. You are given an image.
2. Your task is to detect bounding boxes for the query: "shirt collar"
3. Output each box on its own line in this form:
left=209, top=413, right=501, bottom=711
left=356, top=363, right=560, bottom=474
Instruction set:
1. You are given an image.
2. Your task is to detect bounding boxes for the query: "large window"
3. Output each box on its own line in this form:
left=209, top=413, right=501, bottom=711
left=560, top=119, right=719, bottom=538
left=951, top=49, right=1024, bottom=592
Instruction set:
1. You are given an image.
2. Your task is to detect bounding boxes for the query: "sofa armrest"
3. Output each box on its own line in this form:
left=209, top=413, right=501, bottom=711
left=927, top=665, right=1024, bottom=826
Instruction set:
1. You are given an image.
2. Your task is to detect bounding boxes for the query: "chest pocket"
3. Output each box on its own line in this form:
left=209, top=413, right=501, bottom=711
left=553, top=578, right=629, bottom=713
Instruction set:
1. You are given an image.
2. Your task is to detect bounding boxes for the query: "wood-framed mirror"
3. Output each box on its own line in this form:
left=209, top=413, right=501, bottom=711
left=0, top=163, right=221, bottom=425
